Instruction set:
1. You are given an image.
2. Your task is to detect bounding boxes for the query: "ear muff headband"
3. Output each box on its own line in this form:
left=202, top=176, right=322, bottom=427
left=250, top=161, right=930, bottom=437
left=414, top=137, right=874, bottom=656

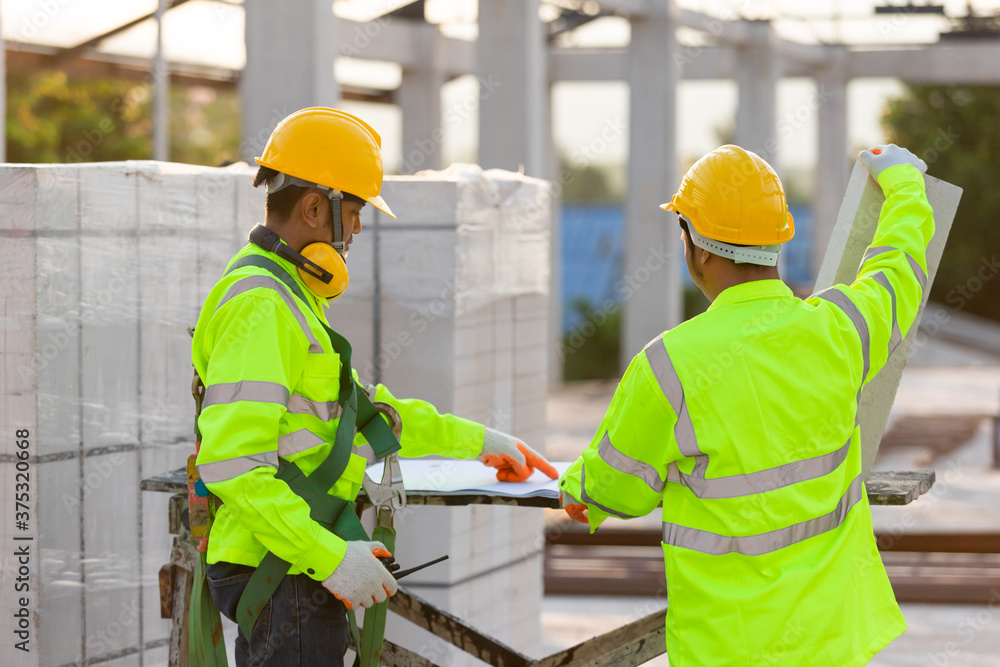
left=267, top=172, right=346, bottom=253
left=248, top=224, right=349, bottom=300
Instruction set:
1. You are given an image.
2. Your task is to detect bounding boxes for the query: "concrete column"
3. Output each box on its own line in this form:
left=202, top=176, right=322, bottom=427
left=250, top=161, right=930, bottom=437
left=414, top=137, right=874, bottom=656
left=398, top=23, right=445, bottom=174
left=241, top=0, right=339, bottom=161
left=735, top=20, right=779, bottom=170
left=477, top=0, right=547, bottom=176
left=812, top=47, right=850, bottom=280
left=153, top=0, right=169, bottom=161
left=622, top=0, right=680, bottom=368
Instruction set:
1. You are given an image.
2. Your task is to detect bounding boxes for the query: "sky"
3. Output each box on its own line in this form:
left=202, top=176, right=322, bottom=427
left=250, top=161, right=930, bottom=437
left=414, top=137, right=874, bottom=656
left=3, top=0, right=997, bottom=175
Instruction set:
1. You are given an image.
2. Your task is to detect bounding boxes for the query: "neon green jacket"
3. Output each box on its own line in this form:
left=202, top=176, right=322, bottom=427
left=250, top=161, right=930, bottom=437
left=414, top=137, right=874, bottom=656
left=560, top=164, right=934, bottom=666
left=193, top=243, right=485, bottom=581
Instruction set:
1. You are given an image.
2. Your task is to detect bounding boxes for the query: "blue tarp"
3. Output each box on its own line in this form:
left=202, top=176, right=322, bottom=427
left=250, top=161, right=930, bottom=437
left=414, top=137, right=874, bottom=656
left=559, top=203, right=813, bottom=334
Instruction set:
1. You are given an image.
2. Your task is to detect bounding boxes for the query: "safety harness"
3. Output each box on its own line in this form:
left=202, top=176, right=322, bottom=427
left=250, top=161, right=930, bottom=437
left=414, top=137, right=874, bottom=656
left=189, top=254, right=402, bottom=666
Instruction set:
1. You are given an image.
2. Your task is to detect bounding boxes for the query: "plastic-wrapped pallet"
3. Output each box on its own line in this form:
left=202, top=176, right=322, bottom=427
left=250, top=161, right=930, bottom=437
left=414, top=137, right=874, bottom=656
left=1, top=161, right=551, bottom=666
left=0, top=161, right=262, bottom=667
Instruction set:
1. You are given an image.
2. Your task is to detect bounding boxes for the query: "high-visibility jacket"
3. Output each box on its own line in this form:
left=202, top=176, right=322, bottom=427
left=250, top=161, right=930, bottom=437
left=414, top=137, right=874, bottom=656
left=559, top=164, right=934, bottom=666
left=193, top=243, right=485, bottom=581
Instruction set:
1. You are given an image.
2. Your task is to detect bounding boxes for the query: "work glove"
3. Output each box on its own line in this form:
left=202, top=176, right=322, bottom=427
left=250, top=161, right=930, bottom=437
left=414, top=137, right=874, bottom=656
left=858, top=144, right=927, bottom=183
left=479, top=428, right=558, bottom=483
left=323, top=541, right=398, bottom=610
left=560, top=491, right=589, bottom=525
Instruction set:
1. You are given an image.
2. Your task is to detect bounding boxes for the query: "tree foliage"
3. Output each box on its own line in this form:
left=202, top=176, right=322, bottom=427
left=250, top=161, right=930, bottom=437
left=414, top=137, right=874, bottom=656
left=558, top=157, right=622, bottom=202
left=883, top=84, right=1000, bottom=322
left=5, top=70, right=240, bottom=166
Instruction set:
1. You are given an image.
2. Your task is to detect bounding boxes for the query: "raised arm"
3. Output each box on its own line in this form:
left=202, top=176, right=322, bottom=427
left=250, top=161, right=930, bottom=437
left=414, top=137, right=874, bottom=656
left=808, top=144, right=934, bottom=387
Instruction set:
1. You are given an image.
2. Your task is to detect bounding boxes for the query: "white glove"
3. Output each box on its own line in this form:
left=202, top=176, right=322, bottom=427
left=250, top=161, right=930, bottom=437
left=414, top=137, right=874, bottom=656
left=859, top=144, right=927, bottom=181
left=478, top=428, right=558, bottom=482
left=323, top=541, right=398, bottom=610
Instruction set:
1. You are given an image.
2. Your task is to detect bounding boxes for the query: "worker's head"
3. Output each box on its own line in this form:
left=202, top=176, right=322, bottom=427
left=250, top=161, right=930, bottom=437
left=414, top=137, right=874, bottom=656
left=252, top=165, right=367, bottom=250
left=661, top=145, right=794, bottom=300
left=252, top=107, right=394, bottom=299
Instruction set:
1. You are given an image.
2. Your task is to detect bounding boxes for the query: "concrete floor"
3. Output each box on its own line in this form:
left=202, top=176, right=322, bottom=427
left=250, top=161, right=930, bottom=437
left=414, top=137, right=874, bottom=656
left=540, top=597, right=1000, bottom=666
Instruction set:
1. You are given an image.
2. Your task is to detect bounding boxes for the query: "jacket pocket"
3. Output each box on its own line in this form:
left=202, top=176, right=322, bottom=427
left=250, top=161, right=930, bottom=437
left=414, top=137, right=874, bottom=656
left=298, top=352, right=342, bottom=403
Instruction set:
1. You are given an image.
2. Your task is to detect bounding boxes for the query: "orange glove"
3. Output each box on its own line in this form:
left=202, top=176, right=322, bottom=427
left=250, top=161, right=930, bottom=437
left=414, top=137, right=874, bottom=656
left=560, top=492, right=589, bottom=525
left=479, top=428, right=558, bottom=482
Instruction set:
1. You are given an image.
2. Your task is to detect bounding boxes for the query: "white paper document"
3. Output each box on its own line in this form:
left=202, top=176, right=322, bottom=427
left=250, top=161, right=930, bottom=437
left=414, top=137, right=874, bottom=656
left=365, top=459, right=574, bottom=499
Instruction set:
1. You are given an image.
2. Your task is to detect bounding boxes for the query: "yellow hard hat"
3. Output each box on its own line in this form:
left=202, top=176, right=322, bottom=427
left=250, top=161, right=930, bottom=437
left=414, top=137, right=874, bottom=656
left=660, top=144, right=793, bottom=246
left=255, top=107, right=395, bottom=219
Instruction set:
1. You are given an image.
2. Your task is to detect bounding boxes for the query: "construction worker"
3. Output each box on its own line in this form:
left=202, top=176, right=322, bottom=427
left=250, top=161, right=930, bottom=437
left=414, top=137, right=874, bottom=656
left=192, top=107, right=556, bottom=666
left=559, top=144, right=933, bottom=666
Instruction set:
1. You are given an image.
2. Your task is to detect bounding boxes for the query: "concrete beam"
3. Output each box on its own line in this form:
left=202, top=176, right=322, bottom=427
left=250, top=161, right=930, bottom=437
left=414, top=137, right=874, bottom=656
left=549, top=45, right=814, bottom=81
left=675, top=7, right=750, bottom=45
left=336, top=17, right=474, bottom=78
left=477, top=0, right=548, bottom=176
left=776, top=39, right=832, bottom=69
left=242, top=0, right=338, bottom=160
left=847, top=43, right=1000, bottom=84
left=813, top=161, right=962, bottom=479
left=622, top=0, right=681, bottom=367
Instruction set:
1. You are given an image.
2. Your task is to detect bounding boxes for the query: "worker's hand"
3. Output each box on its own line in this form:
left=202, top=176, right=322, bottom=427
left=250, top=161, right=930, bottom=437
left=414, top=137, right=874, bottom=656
left=478, top=428, right=558, bottom=482
left=858, top=144, right=927, bottom=182
left=322, top=541, right=398, bottom=610
left=560, top=492, right=589, bottom=525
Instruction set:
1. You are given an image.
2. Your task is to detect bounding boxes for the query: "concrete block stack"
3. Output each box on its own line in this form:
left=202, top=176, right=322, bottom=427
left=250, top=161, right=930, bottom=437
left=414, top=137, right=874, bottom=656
left=1, top=161, right=261, bottom=667
left=335, top=166, right=552, bottom=664
left=1, top=161, right=551, bottom=666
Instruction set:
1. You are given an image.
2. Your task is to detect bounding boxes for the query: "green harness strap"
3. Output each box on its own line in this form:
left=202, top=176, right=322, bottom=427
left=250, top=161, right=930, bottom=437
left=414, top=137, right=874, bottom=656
left=221, top=255, right=401, bottom=646
left=189, top=554, right=228, bottom=667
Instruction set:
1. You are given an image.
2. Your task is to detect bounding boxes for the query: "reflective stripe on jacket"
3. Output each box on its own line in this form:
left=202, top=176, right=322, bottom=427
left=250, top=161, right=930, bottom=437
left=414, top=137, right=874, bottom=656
left=559, top=164, right=933, bottom=666
left=193, top=244, right=485, bottom=580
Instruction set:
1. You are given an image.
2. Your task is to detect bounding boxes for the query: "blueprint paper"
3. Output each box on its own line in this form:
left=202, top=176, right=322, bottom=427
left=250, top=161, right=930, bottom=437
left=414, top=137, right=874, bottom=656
left=366, top=459, right=573, bottom=498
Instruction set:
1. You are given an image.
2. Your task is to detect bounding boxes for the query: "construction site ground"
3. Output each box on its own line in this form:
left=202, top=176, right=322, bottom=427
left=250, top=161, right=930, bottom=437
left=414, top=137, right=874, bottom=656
left=541, top=366, right=1000, bottom=666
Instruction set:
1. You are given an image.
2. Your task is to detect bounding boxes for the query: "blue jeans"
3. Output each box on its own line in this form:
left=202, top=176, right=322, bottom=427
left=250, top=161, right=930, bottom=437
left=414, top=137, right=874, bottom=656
left=207, top=561, right=351, bottom=667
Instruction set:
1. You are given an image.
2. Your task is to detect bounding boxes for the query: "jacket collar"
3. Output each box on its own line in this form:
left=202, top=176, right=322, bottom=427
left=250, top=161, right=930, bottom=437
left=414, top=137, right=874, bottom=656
left=707, top=279, right=794, bottom=312
left=241, top=243, right=327, bottom=320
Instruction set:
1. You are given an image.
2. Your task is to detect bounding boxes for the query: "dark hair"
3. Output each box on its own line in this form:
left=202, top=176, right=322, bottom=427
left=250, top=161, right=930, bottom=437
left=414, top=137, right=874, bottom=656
left=253, top=166, right=366, bottom=221
left=678, top=216, right=777, bottom=274
left=678, top=217, right=696, bottom=257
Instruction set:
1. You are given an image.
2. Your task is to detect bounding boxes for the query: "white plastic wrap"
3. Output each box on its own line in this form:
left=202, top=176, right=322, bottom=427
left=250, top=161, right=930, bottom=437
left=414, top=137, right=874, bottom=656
left=1, top=160, right=262, bottom=667
left=1, top=160, right=552, bottom=666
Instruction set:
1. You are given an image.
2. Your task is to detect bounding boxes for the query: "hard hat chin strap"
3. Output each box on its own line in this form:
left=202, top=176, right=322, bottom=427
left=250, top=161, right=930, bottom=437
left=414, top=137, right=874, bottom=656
left=681, top=215, right=781, bottom=267
left=267, top=172, right=345, bottom=254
